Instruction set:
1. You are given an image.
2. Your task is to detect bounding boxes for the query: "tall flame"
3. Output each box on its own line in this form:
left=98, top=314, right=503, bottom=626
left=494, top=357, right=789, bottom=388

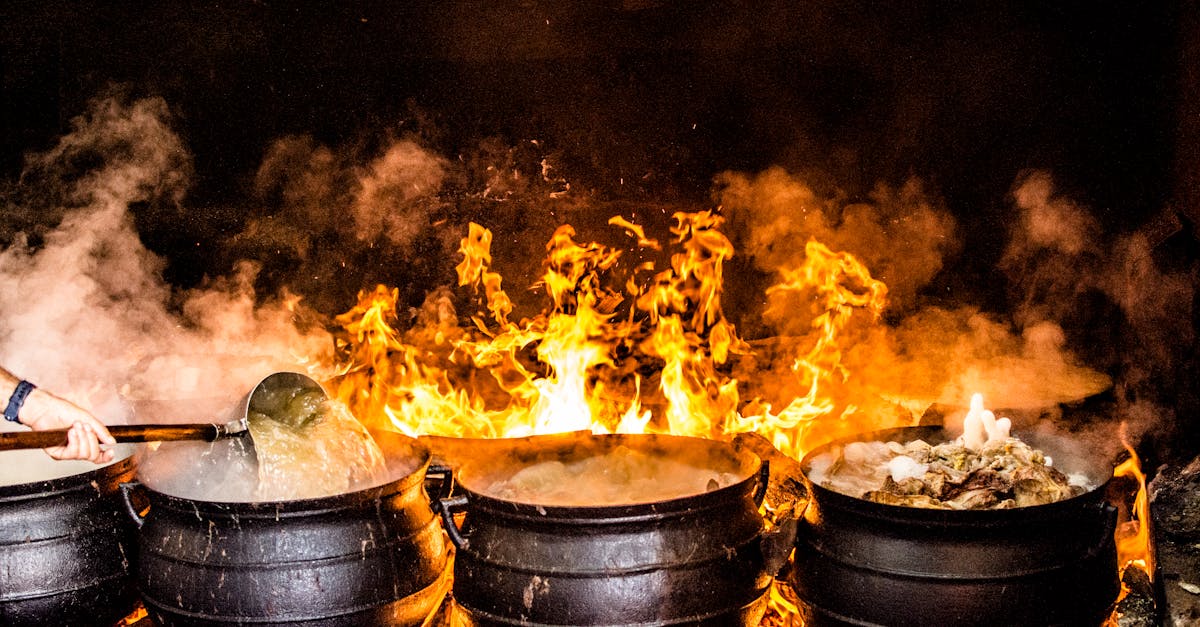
left=330, top=212, right=887, bottom=458
left=326, top=212, right=1133, bottom=625
left=728, top=239, right=889, bottom=459
left=1114, top=423, right=1155, bottom=581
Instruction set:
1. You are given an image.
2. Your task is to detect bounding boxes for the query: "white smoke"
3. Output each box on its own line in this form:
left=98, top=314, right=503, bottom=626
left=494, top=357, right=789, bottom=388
left=716, top=166, right=958, bottom=313
left=1002, top=171, right=1195, bottom=444
left=0, top=95, right=332, bottom=424
left=715, top=166, right=1119, bottom=433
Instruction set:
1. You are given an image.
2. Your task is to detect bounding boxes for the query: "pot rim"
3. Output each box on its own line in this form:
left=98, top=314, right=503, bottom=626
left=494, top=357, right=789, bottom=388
left=453, top=432, right=763, bottom=519
left=799, top=425, right=1114, bottom=521
left=135, top=430, right=433, bottom=514
left=0, top=450, right=136, bottom=499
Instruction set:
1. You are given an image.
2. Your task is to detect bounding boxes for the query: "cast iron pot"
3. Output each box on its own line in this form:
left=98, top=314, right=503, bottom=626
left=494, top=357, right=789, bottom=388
left=0, top=446, right=140, bottom=626
left=438, top=433, right=791, bottom=626
left=790, top=426, right=1119, bottom=627
left=121, top=430, right=451, bottom=626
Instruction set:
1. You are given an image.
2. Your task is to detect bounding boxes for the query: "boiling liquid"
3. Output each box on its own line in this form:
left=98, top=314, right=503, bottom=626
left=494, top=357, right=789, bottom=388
left=483, top=445, right=741, bottom=506
left=141, top=397, right=388, bottom=503
left=248, top=399, right=388, bottom=501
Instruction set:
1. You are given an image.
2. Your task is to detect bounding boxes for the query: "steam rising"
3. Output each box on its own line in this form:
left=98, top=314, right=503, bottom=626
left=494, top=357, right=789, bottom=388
left=1, top=91, right=1188, bottom=466
left=0, top=96, right=332, bottom=424
left=1002, top=171, right=1196, bottom=446
left=716, top=167, right=957, bottom=312
left=714, top=166, right=1114, bottom=432
left=252, top=135, right=449, bottom=249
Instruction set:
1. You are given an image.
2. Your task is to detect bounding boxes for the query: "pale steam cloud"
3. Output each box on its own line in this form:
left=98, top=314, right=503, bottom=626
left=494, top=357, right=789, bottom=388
left=1001, top=171, right=1195, bottom=444
left=1004, top=171, right=1194, bottom=356
left=249, top=134, right=449, bottom=254
left=351, top=140, right=448, bottom=245
left=715, top=166, right=958, bottom=312
left=0, top=95, right=332, bottom=424
left=717, top=166, right=1118, bottom=438
left=1009, top=171, right=1102, bottom=256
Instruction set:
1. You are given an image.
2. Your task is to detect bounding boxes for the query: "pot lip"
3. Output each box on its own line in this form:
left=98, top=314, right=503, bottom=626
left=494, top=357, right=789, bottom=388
left=456, top=473, right=760, bottom=522
left=0, top=452, right=136, bottom=499
left=799, top=425, right=1114, bottom=520
left=453, top=432, right=763, bottom=517
left=136, top=430, right=433, bottom=514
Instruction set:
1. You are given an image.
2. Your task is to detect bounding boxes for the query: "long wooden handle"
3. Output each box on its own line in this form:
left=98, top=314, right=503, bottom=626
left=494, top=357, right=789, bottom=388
left=0, top=423, right=221, bottom=451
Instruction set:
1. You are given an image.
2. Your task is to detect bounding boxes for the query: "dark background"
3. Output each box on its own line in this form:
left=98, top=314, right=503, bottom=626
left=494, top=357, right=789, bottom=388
left=0, top=1, right=1184, bottom=226
left=1, top=1, right=1196, bottom=456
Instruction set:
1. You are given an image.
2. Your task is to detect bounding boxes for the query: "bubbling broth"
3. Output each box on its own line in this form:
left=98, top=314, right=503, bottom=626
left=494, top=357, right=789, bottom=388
left=141, top=397, right=389, bottom=502
left=247, top=399, right=388, bottom=501
left=480, top=444, right=743, bottom=506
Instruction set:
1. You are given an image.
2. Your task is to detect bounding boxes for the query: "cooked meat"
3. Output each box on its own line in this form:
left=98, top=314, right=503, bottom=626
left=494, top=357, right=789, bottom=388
left=811, top=436, right=1090, bottom=510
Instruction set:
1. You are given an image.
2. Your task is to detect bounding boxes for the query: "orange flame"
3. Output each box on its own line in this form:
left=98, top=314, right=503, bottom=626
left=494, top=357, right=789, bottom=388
left=324, top=212, right=1149, bottom=625
left=728, top=239, right=889, bottom=460
left=330, top=212, right=890, bottom=464
left=1114, top=423, right=1154, bottom=581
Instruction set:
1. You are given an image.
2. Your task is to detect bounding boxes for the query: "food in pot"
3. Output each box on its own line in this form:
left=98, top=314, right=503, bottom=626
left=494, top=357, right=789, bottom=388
left=484, top=445, right=741, bottom=506
left=247, top=397, right=388, bottom=501
left=808, top=436, right=1093, bottom=509
left=141, top=387, right=388, bottom=502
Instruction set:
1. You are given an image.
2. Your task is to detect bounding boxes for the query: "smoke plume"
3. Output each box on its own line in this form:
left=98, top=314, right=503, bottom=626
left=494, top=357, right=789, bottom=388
left=715, top=166, right=1122, bottom=441
left=715, top=166, right=958, bottom=314
left=1002, top=171, right=1197, bottom=446
left=0, top=95, right=332, bottom=424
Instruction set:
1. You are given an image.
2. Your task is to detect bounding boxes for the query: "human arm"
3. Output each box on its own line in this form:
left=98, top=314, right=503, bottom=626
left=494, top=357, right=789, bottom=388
left=2, top=367, right=116, bottom=463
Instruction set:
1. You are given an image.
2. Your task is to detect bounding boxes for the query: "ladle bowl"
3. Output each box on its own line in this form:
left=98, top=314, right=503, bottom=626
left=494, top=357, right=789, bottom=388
left=129, top=371, right=328, bottom=502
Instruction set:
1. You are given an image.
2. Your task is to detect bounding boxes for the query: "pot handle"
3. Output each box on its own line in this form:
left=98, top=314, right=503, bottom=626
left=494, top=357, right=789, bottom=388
left=425, top=464, right=455, bottom=501
left=119, top=481, right=147, bottom=529
left=753, top=460, right=770, bottom=507
left=436, top=494, right=471, bottom=551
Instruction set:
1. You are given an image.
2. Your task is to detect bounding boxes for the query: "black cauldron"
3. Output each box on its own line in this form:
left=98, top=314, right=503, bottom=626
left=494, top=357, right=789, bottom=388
left=122, top=430, right=451, bottom=626
left=0, top=447, right=140, bottom=626
left=438, top=433, right=789, bottom=626
left=790, top=426, right=1119, bottom=627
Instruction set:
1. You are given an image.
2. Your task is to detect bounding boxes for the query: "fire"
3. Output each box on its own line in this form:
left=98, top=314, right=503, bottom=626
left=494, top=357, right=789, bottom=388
left=327, top=211, right=891, bottom=625
left=1114, top=423, right=1154, bottom=581
left=325, top=211, right=1133, bottom=625
left=115, top=604, right=149, bottom=626
left=330, top=211, right=890, bottom=459
left=728, top=240, right=889, bottom=459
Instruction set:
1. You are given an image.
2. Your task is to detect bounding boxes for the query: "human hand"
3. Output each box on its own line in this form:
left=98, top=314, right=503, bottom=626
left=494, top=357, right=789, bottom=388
left=18, top=389, right=117, bottom=464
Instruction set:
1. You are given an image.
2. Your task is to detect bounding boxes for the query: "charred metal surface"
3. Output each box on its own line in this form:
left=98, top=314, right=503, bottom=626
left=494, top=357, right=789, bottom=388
left=791, top=426, right=1119, bottom=627
left=445, top=434, right=774, bottom=625
left=0, top=455, right=140, bottom=626
left=133, top=431, right=449, bottom=626
left=1149, top=455, right=1200, bottom=626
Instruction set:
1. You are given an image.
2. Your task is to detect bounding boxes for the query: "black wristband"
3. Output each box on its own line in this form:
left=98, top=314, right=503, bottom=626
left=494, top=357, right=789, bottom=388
left=4, top=380, right=36, bottom=423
